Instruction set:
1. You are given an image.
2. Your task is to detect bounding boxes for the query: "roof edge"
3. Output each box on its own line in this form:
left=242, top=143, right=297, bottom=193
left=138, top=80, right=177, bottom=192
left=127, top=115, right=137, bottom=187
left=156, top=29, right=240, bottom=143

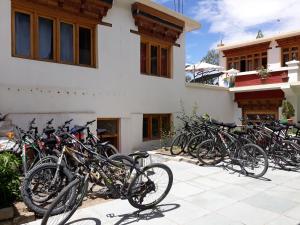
left=217, top=30, right=300, bottom=51
left=136, top=0, right=201, bottom=32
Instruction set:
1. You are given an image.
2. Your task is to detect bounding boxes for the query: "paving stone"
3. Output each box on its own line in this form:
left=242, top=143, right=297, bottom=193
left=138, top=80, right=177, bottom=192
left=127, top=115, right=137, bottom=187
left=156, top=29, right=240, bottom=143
left=185, top=191, right=236, bottom=211
left=265, top=215, right=299, bottom=225
left=163, top=199, right=209, bottom=224
left=169, top=182, right=205, bottom=198
left=216, top=202, right=280, bottom=225
left=242, top=193, right=297, bottom=213
left=284, top=205, right=300, bottom=220
left=267, top=186, right=300, bottom=203
left=214, top=184, right=258, bottom=201
left=187, top=212, right=244, bottom=225
left=191, top=176, right=227, bottom=189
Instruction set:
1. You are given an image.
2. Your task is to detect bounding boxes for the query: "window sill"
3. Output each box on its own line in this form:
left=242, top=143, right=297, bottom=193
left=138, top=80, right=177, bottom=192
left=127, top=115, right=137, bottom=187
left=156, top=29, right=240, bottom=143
left=12, top=55, right=97, bottom=69
left=143, top=137, right=161, bottom=142
left=140, top=73, right=172, bottom=79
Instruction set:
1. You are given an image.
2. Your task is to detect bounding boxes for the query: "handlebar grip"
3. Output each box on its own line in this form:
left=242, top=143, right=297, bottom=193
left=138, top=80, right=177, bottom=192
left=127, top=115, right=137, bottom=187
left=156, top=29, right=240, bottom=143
left=47, top=118, right=54, bottom=124
left=86, top=120, right=96, bottom=126
left=65, top=119, right=73, bottom=125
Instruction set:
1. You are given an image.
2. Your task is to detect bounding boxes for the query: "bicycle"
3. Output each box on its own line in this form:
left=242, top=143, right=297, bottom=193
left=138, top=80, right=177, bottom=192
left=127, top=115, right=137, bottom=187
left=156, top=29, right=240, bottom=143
left=197, top=120, right=269, bottom=178
left=41, top=149, right=173, bottom=225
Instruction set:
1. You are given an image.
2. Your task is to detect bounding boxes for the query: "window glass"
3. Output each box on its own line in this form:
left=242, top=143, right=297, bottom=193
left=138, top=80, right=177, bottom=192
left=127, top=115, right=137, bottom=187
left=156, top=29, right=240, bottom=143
left=60, top=22, right=74, bottom=63
left=39, top=17, right=54, bottom=60
left=141, top=42, right=147, bottom=73
left=15, top=12, right=31, bottom=57
left=143, top=117, right=149, bottom=139
left=151, top=45, right=158, bottom=75
left=161, top=48, right=168, bottom=77
left=79, top=27, right=91, bottom=65
left=151, top=117, right=160, bottom=138
left=262, top=57, right=267, bottom=68
left=282, top=54, right=289, bottom=66
left=162, top=115, right=170, bottom=133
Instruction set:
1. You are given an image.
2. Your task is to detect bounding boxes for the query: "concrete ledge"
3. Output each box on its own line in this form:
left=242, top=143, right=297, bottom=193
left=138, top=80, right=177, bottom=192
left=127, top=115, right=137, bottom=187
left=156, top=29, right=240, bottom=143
left=185, top=82, right=229, bottom=91
left=229, top=83, right=290, bottom=92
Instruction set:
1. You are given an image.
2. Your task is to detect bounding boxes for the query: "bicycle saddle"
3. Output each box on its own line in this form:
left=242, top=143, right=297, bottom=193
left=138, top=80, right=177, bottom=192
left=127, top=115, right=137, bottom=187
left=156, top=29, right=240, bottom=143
left=223, top=122, right=237, bottom=129
left=129, top=151, right=149, bottom=159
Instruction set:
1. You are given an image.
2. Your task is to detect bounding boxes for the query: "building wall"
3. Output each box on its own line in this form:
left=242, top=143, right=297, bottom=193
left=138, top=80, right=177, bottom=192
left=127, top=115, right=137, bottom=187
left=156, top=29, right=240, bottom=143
left=0, top=0, right=235, bottom=153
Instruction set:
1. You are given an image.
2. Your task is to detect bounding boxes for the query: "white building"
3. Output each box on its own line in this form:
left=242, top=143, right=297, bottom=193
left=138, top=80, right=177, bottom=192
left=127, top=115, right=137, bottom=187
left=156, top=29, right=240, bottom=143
left=0, top=0, right=235, bottom=153
left=217, top=31, right=300, bottom=124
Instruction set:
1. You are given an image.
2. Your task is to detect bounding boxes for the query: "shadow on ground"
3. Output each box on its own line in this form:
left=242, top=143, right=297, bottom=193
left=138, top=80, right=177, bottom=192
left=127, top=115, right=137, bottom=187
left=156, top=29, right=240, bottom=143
left=66, top=217, right=102, bottom=225
left=106, top=203, right=180, bottom=225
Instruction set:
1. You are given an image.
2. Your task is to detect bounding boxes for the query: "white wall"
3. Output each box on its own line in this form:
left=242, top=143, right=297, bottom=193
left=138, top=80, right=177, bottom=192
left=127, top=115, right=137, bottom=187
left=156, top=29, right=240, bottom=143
left=0, top=0, right=235, bottom=153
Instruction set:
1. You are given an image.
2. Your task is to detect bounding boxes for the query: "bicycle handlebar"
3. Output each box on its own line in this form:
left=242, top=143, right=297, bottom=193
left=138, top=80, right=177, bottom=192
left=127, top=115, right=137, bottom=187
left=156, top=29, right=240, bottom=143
left=86, top=120, right=96, bottom=126
left=47, top=118, right=54, bottom=125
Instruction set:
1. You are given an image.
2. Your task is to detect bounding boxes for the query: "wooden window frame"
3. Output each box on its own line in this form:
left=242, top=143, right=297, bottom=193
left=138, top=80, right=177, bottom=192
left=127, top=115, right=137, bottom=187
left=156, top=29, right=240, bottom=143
left=143, top=114, right=171, bottom=141
left=36, top=15, right=57, bottom=62
left=140, top=36, right=172, bottom=78
left=281, top=46, right=299, bottom=67
left=226, top=51, right=267, bottom=71
left=97, top=118, right=120, bottom=151
left=12, top=9, right=34, bottom=59
left=11, top=3, right=97, bottom=68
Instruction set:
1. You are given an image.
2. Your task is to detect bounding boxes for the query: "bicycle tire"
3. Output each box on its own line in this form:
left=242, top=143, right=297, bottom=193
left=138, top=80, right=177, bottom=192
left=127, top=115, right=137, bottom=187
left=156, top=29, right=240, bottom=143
left=21, top=163, right=75, bottom=216
left=187, top=134, right=207, bottom=158
left=236, top=143, right=269, bottom=178
left=127, top=163, right=173, bottom=210
left=197, top=139, right=224, bottom=165
left=41, top=177, right=88, bottom=225
left=170, top=133, right=188, bottom=155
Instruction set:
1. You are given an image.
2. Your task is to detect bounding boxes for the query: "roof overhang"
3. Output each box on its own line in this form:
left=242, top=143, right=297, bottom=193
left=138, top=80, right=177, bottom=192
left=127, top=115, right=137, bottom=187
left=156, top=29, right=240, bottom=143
left=217, top=30, right=300, bottom=51
left=135, top=0, right=200, bottom=32
left=13, top=0, right=113, bottom=23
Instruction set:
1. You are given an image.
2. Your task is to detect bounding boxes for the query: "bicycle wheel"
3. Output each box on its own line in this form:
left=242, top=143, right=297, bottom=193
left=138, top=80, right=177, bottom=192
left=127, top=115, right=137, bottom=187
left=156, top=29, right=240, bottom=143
left=277, top=140, right=300, bottom=169
left=103, top=144, right=118, bottom=158
left=127, top=163, right=173, bottom=210
left=36, top=155, right=59, bottom=166
left=197, top=139, right=224, bottom=165
left=187, top=134, right=206, bottom=158
left=170, top=133, right=188, bottom=155
left=236, top=143, right=269, bottom=178
left=41, top=177, right=88, bottom=225
left=21, top=163, right=75, bottom=216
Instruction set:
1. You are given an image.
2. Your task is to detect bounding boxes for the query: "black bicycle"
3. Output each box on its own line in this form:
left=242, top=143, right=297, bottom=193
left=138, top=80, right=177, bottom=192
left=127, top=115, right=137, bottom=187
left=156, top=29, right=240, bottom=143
left=41, top=150, right=173, bottom=225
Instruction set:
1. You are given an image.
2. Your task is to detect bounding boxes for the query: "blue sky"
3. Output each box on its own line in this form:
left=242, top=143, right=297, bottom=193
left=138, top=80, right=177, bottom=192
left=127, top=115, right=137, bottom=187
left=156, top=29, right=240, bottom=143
left=154, top=0, right=300, bottom=65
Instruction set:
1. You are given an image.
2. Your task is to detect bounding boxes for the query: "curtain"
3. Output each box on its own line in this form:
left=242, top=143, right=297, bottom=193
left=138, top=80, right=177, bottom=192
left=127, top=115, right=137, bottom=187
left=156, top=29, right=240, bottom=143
left=79, top=27, right=91, bottom=65
left=60, top=23, right=74, bottom=63
left=39, top=17, right=53, bottom=60
left=15, top=12, right=30, bottom=57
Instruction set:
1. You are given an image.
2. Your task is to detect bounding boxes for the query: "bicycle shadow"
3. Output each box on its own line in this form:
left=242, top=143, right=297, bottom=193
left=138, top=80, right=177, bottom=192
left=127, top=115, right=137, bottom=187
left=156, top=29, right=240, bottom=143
left=66, top=217, right=101, bottom=225
left=106, top=203, right=180, bottom=225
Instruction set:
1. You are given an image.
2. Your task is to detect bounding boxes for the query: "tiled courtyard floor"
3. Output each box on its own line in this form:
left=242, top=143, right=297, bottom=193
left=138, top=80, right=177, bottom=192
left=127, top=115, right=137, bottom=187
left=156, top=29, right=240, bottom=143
left=25, top=155, right=300, bottom=225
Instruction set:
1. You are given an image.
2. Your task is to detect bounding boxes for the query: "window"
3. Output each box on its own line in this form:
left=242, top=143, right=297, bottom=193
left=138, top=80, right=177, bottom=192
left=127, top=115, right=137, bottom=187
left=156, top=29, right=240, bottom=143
left=140, top=43, right=147, bottom=74
left=227, top=52, right=267, bottom=71
left=143, top=114, right=171, bottom=140
left=60, top=23, right=74, bottom=64
left=12, top=6, right=96, bottom=67
left=140, top=37, right=172, bottom=78
left=38, top=17, right=54, bottom=60
left=97, top=118, right=120, bottom=150
left=281, top=47, right=299, bottom=66
left=79, top=27, right=92, bottom=66
left=14, top=12, right=31, bottom=57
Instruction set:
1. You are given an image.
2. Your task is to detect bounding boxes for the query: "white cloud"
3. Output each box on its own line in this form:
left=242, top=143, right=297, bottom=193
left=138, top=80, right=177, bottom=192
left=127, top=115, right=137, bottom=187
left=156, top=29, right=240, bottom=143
left=193, top=0, right=300, bottom=48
